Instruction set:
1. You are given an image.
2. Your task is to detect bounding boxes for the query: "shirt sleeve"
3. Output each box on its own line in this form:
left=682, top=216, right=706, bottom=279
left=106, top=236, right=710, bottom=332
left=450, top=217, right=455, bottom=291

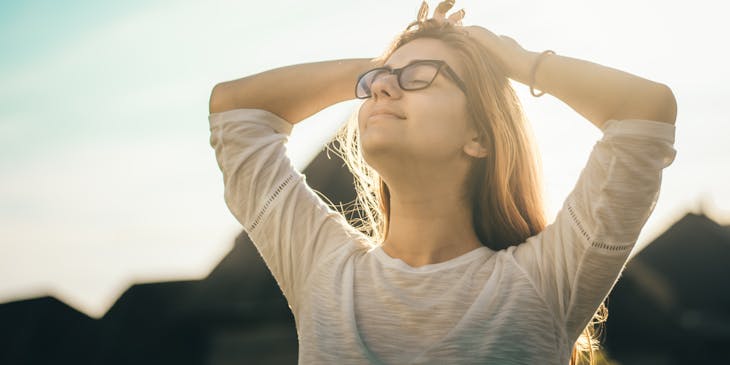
left=512, top=118, right=677, bottom=342
left=208, top=108, right=365, bottom=311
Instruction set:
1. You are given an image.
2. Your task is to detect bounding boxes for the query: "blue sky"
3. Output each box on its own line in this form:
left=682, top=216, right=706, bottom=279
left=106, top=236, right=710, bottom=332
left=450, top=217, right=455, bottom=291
left=1, top=0, right=728, bottom=317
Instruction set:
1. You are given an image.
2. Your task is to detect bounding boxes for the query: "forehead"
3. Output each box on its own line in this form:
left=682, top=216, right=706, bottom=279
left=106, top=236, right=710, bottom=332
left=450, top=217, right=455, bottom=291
left=386, top=38, right=464, bottom=74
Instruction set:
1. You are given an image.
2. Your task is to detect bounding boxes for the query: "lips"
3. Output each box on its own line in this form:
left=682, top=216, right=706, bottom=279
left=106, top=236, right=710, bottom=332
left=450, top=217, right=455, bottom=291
left=369, top=108, right=405, bottom=119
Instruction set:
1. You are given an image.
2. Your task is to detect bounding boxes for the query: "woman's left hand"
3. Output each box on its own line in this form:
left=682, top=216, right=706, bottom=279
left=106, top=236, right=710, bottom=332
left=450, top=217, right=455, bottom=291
left=463, top=26, right=534, bottom=80
left=426, top=1, right=534, bottom=80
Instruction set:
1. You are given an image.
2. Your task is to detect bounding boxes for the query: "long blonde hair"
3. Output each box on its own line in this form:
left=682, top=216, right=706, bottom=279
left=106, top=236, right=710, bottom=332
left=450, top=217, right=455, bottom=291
left=331, top=19, right=607, bottom=365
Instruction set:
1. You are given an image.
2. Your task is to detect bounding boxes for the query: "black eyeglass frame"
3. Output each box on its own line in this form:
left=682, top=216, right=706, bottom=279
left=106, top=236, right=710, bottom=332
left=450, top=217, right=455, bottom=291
left=355, top=59, right=468, bottom=99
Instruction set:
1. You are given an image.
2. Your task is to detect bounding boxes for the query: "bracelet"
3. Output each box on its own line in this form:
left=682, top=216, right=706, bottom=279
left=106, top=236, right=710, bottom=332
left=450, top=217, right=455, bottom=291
left=529, top=50, right=555, bottom=97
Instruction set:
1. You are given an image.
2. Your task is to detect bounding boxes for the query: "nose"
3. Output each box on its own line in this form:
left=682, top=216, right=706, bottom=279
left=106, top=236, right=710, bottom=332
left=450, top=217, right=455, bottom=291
left=370, top=73, right=403, bottom=100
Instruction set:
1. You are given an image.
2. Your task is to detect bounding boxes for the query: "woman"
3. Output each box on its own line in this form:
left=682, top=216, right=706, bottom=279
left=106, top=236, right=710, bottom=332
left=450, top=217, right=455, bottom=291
left=208, top=1, right=677, bottom=364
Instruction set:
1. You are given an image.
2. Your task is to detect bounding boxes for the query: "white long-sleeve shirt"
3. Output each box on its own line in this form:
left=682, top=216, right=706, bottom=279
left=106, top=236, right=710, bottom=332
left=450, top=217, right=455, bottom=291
left=209, top=108, right=677, bottom=364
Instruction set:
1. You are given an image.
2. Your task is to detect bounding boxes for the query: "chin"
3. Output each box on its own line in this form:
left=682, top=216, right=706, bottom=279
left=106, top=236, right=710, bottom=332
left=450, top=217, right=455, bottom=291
left=360, top=125, right=393, bottom=148
left=360, top=138, right=398, bottom=171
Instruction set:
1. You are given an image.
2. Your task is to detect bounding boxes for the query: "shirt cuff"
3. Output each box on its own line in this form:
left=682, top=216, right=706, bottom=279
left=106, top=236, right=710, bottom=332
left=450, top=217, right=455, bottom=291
left=601, top=118, right=675, bottom=144
left=208, top=108, right=295, bottom=136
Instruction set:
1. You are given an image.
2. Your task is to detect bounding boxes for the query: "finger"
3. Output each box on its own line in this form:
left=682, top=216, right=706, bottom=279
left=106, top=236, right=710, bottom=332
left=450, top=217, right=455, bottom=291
left=433, top=11, right=446, bottom=23
left=417, top=1, right=429, bottom=23
left=447, top=8, right=465, bottom=25
left=434, top=0, right=455, bottom=21
left=435, top=0, right=455, bottom=14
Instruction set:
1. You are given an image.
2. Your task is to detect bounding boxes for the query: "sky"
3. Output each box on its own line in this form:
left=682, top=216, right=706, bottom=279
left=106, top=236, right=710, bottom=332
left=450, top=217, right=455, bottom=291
left=1, top=0, right=728, bottom=318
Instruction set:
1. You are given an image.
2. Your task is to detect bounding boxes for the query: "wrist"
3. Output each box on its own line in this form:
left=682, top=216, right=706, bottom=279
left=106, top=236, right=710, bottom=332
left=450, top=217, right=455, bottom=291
left=509, top=50, right=539, bottom=85
left=528, top=50, right=556, bottom=97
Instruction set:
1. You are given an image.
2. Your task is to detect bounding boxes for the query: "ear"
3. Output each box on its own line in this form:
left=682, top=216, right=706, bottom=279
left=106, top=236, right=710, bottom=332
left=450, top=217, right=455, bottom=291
left=463, top=132, right=488, bottom=158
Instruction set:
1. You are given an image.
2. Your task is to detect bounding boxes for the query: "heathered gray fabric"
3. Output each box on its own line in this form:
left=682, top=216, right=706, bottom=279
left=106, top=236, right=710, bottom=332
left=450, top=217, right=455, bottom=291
left=209, top=108, right=677, bottom=365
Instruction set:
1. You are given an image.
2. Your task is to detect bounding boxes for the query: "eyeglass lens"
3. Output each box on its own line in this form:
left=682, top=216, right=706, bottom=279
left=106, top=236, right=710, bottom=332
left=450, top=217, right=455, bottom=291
left=357, top=62, right=440, bottom=99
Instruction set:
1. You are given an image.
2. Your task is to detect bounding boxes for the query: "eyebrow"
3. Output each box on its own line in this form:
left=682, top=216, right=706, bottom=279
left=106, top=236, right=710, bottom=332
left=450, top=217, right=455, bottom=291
left=382, top=59, right=441, bottom=69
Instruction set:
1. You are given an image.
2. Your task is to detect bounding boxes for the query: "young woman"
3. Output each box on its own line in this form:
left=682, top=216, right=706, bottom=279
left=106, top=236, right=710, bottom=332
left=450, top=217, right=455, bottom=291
left=208, top=1, right=677, bottom=364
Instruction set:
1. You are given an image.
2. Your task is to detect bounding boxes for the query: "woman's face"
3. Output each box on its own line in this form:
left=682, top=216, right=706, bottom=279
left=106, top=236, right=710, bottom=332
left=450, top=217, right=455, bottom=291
left=358, top=38, right=481, bottom=175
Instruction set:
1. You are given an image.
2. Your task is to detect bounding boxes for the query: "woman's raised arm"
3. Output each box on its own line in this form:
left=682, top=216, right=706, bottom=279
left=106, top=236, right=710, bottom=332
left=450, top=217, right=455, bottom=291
left=462, top=25, right=677, bottom=129
left=209, top=58, right=379, bottom=124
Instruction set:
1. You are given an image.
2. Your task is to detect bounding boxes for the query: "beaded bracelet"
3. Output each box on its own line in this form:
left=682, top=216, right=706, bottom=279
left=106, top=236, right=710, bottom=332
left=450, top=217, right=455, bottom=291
left=529, top=50, right=556, bottom=97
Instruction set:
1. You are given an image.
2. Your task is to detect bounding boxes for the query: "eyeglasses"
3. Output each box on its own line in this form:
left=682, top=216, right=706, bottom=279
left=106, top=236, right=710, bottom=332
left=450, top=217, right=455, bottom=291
left=355, top=59, right=468, bottom=99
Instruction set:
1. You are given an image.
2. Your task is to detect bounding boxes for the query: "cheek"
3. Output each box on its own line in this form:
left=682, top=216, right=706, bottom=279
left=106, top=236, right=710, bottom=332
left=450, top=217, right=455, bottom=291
left=412, top=101, right=469, bottom=144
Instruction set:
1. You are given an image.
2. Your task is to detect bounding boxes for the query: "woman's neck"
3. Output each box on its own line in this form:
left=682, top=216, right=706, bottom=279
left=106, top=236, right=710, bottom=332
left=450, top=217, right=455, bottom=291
left=380, top=190, right=485, bottom=268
